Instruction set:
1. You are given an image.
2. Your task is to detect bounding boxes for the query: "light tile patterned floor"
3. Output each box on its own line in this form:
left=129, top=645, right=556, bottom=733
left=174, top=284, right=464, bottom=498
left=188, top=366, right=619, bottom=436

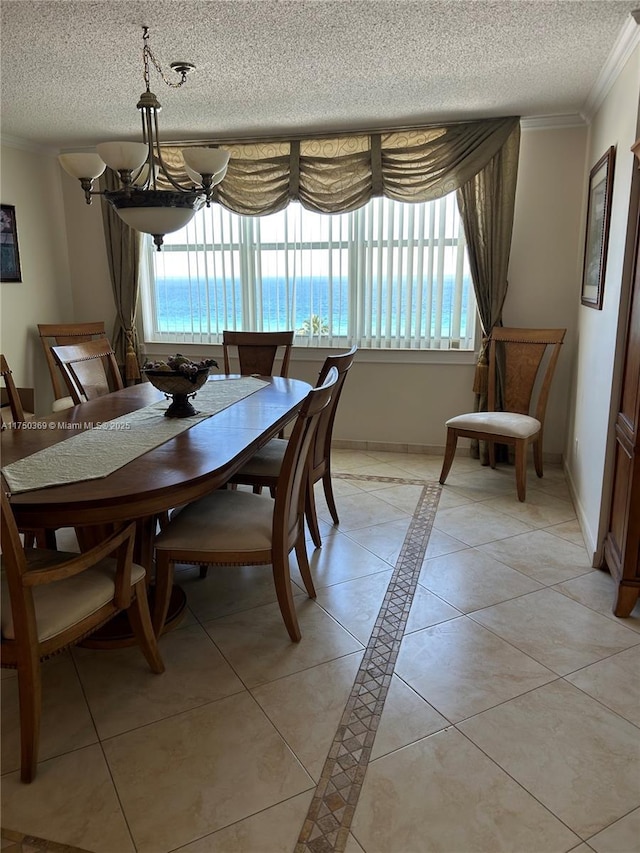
left=2, top=450, right=639, bottom=853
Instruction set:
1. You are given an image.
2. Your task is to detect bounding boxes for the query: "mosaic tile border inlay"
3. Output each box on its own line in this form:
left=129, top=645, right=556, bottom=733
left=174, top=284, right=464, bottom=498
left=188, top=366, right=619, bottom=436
left=0, top=826, right=92, bottom=853
left=295, top=475, right=442, bottom=853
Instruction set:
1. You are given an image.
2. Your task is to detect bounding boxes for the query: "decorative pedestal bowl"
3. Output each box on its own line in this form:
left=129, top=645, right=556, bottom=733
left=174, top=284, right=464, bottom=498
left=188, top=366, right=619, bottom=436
left=144, top=368, right=210, bottom=417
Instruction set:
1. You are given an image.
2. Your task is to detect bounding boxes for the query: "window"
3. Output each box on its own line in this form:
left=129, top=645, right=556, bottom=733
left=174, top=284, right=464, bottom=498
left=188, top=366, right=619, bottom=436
left=141, top=194, right=475, bottom=350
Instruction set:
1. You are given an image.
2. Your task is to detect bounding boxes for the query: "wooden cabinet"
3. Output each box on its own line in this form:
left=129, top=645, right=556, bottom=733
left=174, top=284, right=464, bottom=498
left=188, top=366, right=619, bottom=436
left=603, top=139, right=640, bottom=616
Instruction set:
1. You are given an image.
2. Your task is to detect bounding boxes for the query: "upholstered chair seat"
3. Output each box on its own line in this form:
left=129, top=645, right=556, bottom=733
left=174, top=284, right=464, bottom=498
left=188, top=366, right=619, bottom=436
left=157, top=491, right=276, bottom=557
left=1, top=550, right=146, bottom=643
left=445, top=412, right=541, bottom=440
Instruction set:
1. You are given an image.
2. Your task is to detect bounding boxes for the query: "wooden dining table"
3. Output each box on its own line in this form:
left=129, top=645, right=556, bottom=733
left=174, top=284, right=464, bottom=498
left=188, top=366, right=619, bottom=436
left=1, top=375, right=311, bottom=644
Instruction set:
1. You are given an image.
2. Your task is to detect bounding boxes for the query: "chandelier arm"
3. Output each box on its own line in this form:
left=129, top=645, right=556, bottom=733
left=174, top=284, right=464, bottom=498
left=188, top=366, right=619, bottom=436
left=79, top=180, right=106, bottom=205
left=151, top=111, right=203, bottom=194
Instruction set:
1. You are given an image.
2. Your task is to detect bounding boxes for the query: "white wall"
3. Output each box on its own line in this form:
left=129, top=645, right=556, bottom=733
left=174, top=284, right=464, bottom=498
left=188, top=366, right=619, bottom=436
left=59, top=169, right=114, bottom=330
left=0, top=143, right=73, bottom=413
left=505, top=124, right=588, bottom=452
left=565, top=43, right=640, bottom=563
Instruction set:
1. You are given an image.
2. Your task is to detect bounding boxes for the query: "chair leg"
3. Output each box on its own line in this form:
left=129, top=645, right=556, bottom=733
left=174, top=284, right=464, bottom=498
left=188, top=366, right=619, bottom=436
left=514, top=439, right=527, bottom=502
left=305, top=478, right=322, bottom=549
left=322, top=470, right=340, bottom=526
left=17, top=652, right=41, bottom=783
left=295, top=534, right=316, bottom=599
left=23, top=529, right=56, bottom=550
left=152, top=552, right=175, bottom=636
left=272, top=548, right=301, bottom=642
left=129, top=579, right=165, bottom=673
left=533, top=435, right=544, bottom=478
left=199, top=566, right=209, bottom=579
left=439, top=428, right=458, bottom=484
left=488, top=440, right=496, bottom=469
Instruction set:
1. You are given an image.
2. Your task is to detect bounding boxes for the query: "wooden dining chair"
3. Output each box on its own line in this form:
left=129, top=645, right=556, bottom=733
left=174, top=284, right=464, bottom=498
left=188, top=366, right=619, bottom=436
left=153, top=367, right=339, bottom=642
left=1, top=353, right=26, bottom=426
left=222, top=330, right=294, bottom=377
left=38, top=322, right=110, bottom=410
left=51, top=338, right=124, bottom=405
left=1, top=355, right=55, bottom=548
left=0, top=490, right=164, bottom=782
left=439, top=327, right=566, bottom=501
left=230, top=346, right=357, bottom=547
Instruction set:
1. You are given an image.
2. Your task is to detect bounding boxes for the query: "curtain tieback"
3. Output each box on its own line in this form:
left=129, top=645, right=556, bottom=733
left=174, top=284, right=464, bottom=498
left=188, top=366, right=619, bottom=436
left=124, top=329, right=141, bottom=383
left=472, top=335, right=490, bottom=395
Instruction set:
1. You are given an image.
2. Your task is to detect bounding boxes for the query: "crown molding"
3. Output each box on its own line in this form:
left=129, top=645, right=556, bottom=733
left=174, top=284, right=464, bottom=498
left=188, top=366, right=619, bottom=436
left=520, top=113, right=587, bottom=130
left=0, top=134, right=57, bottom=155
left=582, top=11, right=640, bottom=120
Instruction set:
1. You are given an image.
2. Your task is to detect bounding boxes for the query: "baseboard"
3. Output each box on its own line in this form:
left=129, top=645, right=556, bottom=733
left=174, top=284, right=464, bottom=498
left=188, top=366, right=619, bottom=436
left=332, top=439, right=563, bottom=464
left=564, top=459, right=600, bottom=567
left=332, top=439, right=445, bottom=455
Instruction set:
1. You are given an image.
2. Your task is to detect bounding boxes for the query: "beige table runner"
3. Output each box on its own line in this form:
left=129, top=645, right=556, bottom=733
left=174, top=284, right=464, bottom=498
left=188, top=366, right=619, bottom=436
left=2, top=377, right=267, bottom=495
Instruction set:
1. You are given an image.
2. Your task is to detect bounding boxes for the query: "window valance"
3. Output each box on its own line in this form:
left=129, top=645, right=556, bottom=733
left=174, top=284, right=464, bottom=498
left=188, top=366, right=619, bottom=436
left=158, top=116, right=519, bottom=216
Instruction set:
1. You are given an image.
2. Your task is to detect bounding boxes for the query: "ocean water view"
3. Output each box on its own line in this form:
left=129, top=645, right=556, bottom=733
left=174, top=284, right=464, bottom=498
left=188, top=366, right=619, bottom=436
left=152, top=275, right=472, bottom=339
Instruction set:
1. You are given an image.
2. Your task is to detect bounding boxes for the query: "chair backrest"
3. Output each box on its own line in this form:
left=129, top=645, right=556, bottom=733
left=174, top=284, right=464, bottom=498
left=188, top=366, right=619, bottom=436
left=51, top=338, right=124, bottom=404
left=0, top=489, right=37, bottom=650
left=273, top=366, right=338, bottom=547
left=488, top=327, right=566, bottom=422
left=310, top=346, right=357, bottom=474
left=0, top=353, right=25, bottom=424
left=38, top=322, right=108, bottom=401
left=222, top=330, right=294, bottom=377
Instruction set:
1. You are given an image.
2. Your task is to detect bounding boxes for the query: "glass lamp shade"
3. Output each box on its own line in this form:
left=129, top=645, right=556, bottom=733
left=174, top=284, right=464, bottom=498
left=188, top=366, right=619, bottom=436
left=182, top=147, right=230, bottom=177
left=104, top=189, right=204, bottom=242
left=116, top=205, right=196, bottom=235
left=96, top=141, right=148, bottom=172
left=58, top=153, right=106, bottom=180
left=184, top=162, right=228, bottom=187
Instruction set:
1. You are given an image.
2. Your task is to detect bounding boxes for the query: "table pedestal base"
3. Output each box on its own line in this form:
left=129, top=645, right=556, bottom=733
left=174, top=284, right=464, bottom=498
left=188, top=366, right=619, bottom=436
left=80, top=586, right=187, bottom=649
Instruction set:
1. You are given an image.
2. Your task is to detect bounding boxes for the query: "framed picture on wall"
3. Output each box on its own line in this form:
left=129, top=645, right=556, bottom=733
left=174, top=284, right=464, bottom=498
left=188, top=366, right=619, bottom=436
left=581, top=146, right=615, bottom=309
left=0, top=204, right=22, bottom=283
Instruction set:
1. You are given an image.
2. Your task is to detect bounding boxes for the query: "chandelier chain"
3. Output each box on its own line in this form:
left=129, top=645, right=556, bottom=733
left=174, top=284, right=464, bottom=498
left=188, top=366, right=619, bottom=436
left=60, top=26, right=227, bottom=250
left=142, top=26, right=189, bottom=90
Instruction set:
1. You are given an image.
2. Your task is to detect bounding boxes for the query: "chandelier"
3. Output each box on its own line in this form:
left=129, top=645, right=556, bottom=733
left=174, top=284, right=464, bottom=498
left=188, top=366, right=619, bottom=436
left=58, top=28, right=229, bottom=250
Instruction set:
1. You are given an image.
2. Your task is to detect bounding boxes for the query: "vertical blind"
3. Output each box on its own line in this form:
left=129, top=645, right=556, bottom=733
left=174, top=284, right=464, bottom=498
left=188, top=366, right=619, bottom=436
left=143, top=193, right=475, bottom=350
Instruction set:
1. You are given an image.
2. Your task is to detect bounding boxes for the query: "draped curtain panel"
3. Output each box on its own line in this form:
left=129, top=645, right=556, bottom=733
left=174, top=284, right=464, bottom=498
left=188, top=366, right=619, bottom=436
left=457, top=122, right=521, bottom=398
left=456, top=122, right=521, bottom=459
left=100, top=170, right=142, bottom=383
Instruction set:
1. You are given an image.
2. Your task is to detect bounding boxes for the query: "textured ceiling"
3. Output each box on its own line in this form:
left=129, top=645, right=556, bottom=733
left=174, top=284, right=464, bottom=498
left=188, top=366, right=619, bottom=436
left=0, top=0, right=638, bottom=151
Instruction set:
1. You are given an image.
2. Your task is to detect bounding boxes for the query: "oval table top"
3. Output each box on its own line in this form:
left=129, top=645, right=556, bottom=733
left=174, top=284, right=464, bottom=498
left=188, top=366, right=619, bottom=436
left=2, top=375, right=311, bottom=530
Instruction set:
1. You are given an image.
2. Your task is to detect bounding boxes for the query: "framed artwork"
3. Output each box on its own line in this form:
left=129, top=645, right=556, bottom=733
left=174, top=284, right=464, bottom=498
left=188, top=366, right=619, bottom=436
left=0, top=204, right=22, bottom=282
left=581, top=146, right=615, bottom=309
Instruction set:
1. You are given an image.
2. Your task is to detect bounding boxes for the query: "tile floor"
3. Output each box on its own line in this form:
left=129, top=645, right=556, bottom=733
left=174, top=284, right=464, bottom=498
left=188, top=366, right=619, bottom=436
left=2, top=450, right=639, bottom=853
